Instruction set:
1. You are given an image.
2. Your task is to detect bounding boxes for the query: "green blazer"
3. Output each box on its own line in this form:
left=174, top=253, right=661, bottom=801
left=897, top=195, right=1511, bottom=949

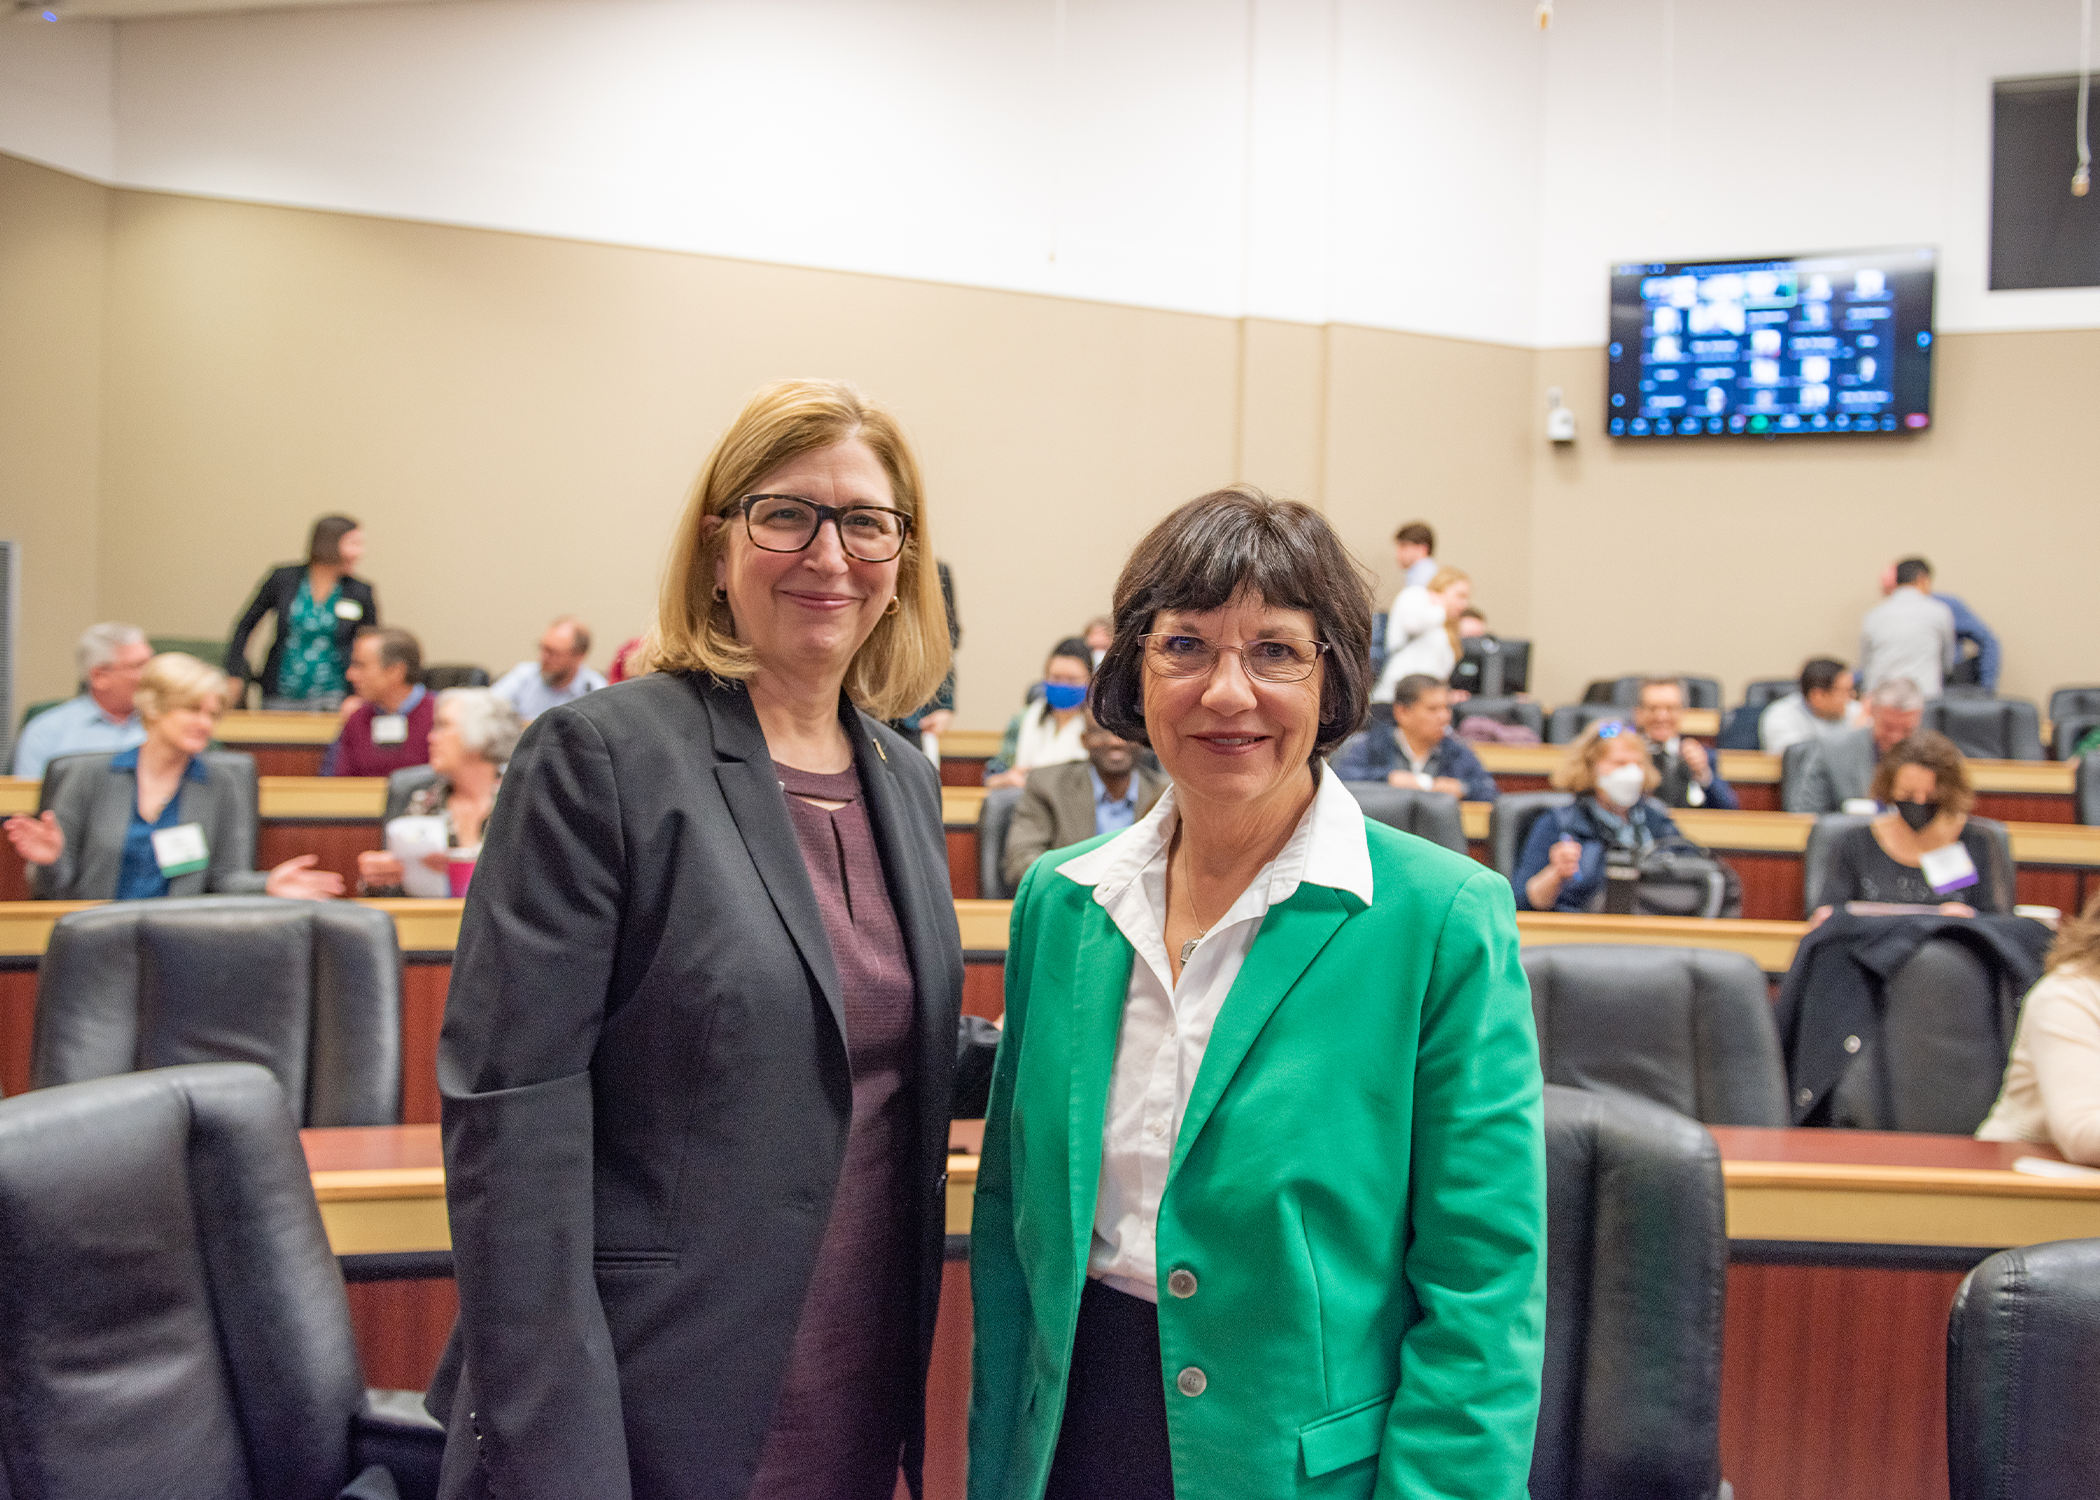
left=968, top=818, right=1545, bottom=1500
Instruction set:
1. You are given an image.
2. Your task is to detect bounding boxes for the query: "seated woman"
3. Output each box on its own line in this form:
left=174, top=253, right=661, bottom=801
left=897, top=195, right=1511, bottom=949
left=982, top=636, right=1094, bottom=790
left=1978, top=890, right=2100, bottom=1166
left=1372, top=565, right=1470, bottom=701
left=1808, top=730, right=2013, bottom=924
left=3, top=653, right=344, bottom=901
left=1515, top=718, right=1681, bottom=912
left=356, top=687, right=523, bottom=897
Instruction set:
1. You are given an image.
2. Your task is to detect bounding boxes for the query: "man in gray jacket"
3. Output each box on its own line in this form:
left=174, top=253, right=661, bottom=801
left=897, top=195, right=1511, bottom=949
left=1782, top=678, right=1924, bottom=813
left=1001, top=713, right=1167, bottom=890
left=1858, top=558, right=1955, bottom=698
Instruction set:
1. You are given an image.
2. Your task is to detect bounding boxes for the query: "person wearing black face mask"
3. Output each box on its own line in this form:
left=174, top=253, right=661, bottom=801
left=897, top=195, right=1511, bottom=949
left=1808, top=730, right=2013, bottom=926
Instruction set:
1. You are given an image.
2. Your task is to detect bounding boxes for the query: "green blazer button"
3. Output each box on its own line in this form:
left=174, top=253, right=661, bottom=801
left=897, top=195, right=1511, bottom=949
left=1167, top=1269, right=1198, bottom=1298
left=1176, top=1367, right=1207, bottom=1397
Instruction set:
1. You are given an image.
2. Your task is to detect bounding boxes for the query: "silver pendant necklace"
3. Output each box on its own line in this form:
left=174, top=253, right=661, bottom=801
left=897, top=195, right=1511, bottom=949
left=1177, top=841, right=1219, bottom=965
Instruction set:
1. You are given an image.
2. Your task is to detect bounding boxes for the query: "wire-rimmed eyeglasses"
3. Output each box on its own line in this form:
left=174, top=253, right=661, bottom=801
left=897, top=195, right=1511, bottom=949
left=730, top=495, right=913, bottom=562
left=1139, top=632, right=1329, bottom=684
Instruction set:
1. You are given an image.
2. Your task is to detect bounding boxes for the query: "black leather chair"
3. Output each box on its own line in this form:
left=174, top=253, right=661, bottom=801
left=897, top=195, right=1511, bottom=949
left=1778, top=739, right=1831, bottom=813
left=32, top=898, right=403, bottom=1126
left=1946, top=1237, right=2100, bottom=1500
left=1340, top=782, right=1468, bottom=854
left=1548, top=703, right=1632, bottom=744
left=1802, top=813, right=2013, bottom=918
left=1523, top=946, right=1788, bottom=1127
left=1801, top=813, right=1875, bottom=915
left=1585, top=675, right=1722, bottom=710
left=1451, top=696, right=1546, bottom=741
left=419, top=664, right=490, bottom=691
left=976, top=784, right=1025, bottom=900
left=0, top=1063, right=442, bottom=1500
left=1922, top=697, right=2045, bottom=761
left=384, top=764, right=442, bottom=820
left=1825, top=936, right=2017, bottom=1133
left=2081, top=754, right=2100, bottom=826
left=2052, top=713, right=2100, bottom=761
left=2046, top=686, right=2100, bottom=728
left=1534, top=1084, right=1727, bottom=1500
left=1489, top=790, right=1573, bottom=880
left=1739, top=678, right=1797, bottom=716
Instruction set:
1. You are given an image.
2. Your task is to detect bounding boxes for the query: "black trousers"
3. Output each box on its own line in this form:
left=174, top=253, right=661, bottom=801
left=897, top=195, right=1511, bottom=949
left=1044, top=1279, right=1176, bottom=1500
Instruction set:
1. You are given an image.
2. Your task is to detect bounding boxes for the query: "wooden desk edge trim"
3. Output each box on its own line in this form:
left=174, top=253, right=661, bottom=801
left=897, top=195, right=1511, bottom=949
left=311, top=1167, right=448, bottom=1201
left=1723, top=1160, right=2100, bottom=1199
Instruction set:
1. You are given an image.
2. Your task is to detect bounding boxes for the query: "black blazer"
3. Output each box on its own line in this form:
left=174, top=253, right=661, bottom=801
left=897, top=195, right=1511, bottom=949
left=432, top=672, right=966, bottom=1500
left=224, top=564, right=379, bottom=697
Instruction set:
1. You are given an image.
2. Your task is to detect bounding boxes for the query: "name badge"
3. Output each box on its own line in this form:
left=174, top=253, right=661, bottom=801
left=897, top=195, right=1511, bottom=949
left=371, top=714, right=408, bottom=745
left=1919, top=841, right=1979, bottom=896
left=334, top=598, right=364, bottom=621
left=150, top=823, right=210, bottom=877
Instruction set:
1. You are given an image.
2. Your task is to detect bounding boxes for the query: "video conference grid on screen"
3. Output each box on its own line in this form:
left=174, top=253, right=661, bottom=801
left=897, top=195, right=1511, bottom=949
left=1606, top=247, right=1936, bottom=438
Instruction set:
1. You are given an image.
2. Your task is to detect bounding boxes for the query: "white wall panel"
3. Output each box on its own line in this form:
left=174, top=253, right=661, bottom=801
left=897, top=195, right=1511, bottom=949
left=0, top=16, right=116, bottom=180
left=1533, top=0, right=2100, bottom=346
left=15, top=0, right=2098, bottom=343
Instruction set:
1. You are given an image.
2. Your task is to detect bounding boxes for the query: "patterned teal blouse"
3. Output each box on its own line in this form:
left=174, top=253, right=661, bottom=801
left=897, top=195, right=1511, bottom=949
left=276, top=575, right=348, bottom=702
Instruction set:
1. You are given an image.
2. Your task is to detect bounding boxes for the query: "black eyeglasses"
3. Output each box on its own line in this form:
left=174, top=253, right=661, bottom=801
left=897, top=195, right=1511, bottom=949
left=730, top=495, right=912, bottom=562
left=1140, top=633, right=1329, bottom=684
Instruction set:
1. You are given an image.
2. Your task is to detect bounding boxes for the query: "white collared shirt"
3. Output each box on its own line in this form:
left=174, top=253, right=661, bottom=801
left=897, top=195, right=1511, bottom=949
left=1056, top=764, right=1374, bottom=1301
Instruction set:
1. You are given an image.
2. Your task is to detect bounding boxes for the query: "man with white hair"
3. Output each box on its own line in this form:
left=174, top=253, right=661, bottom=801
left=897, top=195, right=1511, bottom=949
left=11, top=623, right=154, bottom=778
left=1782, top=677, right=1926, bottom=813
left=490, top=616, right=605, bottom=722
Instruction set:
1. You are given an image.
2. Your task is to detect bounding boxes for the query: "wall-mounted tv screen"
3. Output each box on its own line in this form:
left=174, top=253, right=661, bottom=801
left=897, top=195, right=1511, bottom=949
left=1606, top=246, right=1936, bottom=438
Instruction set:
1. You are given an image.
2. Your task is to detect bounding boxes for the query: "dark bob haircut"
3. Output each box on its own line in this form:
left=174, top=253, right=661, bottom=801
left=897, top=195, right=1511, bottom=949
left=308, top=514, right=361, bottom=567
left=1091, top=487, right=1374, bottom=760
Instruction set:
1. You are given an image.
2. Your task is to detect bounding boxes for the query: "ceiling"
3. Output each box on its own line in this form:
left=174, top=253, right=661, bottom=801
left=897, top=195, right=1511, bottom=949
left=15, top=0, right=462, bottom=18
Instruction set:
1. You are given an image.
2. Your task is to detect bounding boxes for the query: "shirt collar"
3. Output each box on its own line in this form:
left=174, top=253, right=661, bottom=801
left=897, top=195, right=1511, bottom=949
left=1088, top=765, right=1137, bottom=809
left=87, top=696, right=139, bottom=729
left=109, top=745, right=210, bottom=782
left=378, top=684, right=427, bottom=716
left=1059, top=762, right=1373, bottom=909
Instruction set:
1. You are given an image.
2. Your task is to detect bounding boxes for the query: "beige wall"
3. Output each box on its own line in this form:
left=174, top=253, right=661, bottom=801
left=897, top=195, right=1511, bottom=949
left=1527, top=333, right=2100, bottom=709
left=0, top=152, right=107, bottom=712
left=10, top=152, right=2097, bottom=731
left=97, top=185, right=1243, bottom=726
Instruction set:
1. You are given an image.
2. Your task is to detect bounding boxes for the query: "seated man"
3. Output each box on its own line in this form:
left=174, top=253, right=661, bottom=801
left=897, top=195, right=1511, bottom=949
left=491, top=616, right=605, bottom=722
left=1632, top=676, right=1738, bottom=810
left=1001, top=712, right=1166, bottom=891
left=11, top=622, right=152, bottom=777
left=1782, top=677, right=1924, bottom=813
left=1329, top=673, right=1497, bottom=800
left=323, top=627, right=434, bottom=777
left=1759, top=657, right=1867, bottom=754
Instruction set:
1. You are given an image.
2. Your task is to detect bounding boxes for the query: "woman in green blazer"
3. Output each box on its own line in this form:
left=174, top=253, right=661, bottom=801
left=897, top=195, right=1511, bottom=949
left=969, top=490, right=1545, bottom=1500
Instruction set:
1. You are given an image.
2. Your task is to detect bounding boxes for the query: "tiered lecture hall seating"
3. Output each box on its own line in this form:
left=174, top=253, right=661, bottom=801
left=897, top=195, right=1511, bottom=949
left=4, top=703, right=2100, bottom=1500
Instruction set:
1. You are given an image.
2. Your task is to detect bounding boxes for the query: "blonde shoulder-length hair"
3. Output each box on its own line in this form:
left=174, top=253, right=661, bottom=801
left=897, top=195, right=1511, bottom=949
left=643, top=379, right=951, bottom=721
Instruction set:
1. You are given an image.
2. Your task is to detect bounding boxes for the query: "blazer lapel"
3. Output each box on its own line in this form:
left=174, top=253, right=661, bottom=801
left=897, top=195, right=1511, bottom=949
left=1062, top=903, right=1136, bottom=1286
left=1051, top=770, right=1097, bottom=845
left=1169, top=883, right=1355, bottom=1179
left=702, top=684, right=848, bottom=1048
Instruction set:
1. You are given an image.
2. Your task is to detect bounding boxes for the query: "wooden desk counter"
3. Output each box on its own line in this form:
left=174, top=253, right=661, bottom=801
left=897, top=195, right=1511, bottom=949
left=1, top=775, right=388, bottom=820
left=219, top=710, right=348, bottom=745
left=303, top=1124, right=448, bottom=1258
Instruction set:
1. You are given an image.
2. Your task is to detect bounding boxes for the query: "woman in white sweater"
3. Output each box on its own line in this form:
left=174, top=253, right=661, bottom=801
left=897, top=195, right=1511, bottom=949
left=1373, top=566, right=1471, bottom=702
left=1978, top=890, right=2100, bottom=1166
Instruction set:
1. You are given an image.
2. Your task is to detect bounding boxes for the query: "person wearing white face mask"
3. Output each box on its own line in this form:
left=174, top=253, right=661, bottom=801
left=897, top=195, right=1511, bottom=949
left=1514, top=719, right=1684, bottom=912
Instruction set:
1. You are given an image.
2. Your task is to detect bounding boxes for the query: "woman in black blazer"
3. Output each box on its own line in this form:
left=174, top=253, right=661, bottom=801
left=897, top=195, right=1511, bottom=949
left=433, top=380, right=967, bottom=1500
left=224, top=514, right=378, bottom=708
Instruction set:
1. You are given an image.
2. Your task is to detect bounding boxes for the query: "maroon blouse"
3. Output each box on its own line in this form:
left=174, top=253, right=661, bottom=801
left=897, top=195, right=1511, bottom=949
left=748, top=762, right=921, bottom=1500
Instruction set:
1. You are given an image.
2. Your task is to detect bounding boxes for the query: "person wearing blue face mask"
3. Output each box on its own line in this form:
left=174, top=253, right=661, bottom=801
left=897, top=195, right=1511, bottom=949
left=985, top=638, right=1094, bottom=789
